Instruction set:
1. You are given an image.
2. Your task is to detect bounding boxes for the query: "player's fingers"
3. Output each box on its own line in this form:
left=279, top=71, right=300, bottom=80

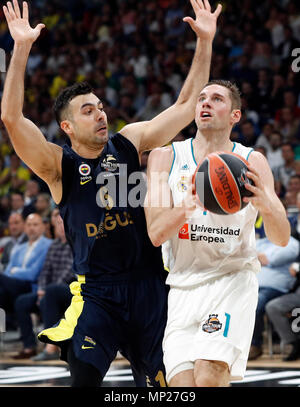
left=34, top=23, right=45, bottom=34
left=3, top=5, right=12, bottom=22
left=190, top=0, right=202, bottom=15
left=246, top=170, right=261, bottom=188
left=247, top=164, right=259, bottom=176
left=203, top=0, right=211, bottom=12
left=12, top=0, right=21, bottom=18
left=213, top=3, right=222, bottom=17
left=22, top=1, right=28, bottom=20
left=183, top=16, right=196, bottom=29
left=7, top=2, right=16, bottom=19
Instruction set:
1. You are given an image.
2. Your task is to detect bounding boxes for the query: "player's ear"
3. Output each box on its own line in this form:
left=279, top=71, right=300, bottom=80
left=230, top=109, right=241, bottom=125
left=60, top=120, right=73, bottom=137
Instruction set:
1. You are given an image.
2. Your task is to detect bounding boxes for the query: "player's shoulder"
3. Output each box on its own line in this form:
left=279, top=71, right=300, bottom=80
left=148, top=145, right=174, bottom=172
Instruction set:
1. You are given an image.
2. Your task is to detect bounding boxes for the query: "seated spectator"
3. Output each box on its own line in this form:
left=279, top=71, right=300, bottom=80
left=8, top=153, right=31, bottom=194
left=34, top=193, right=52, bottom=220
left=255, top=212, right=266, bottom=240
left=275, top=90, right=300, bottom=122
left=255, top=123, right=274, bottom=152
left=0, top=213, right=52, bottom=358
left=14, top=215, right=74, bottom=360
left=266, top=131, right=285, bottom=170
left=0, top=155, right=11, bottom=197
left=273, top=143, right=298, bottom=196
left=284, top=175, right=300, bottom=216
left=0, top=213, right=27, bottom=272
left=24, top=180, right=40, bottom=207
left=249, top=235, right=300, bottom=360
left=238, top=120, right=258, bottom=147
left=21, top=180, right=40, bottom=218
left=10, top=191, right=25, bottom=215
left=288, top=191, right=300, bottom=233
left=266, top=257, right=300, bottom=361
left=275, top=107, right=300, bottom=144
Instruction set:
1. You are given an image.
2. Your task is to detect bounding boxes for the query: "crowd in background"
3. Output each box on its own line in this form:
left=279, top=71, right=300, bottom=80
left=0, top=0, right=299, bottom=360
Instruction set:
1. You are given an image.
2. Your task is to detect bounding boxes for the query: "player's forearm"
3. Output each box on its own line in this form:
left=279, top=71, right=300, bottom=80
left=1, top=42, right=32, bottom=124
left=261, top=203, right=291, bottom=247
left=147, top=206, right=188, bottom=247
left=175, top=38, right=212, bottom=111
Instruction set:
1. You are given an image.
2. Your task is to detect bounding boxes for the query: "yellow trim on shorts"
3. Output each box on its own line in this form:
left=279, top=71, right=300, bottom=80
left=38, top=275, right=85, bottom=343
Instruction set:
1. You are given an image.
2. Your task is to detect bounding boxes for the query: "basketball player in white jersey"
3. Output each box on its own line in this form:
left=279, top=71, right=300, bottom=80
left=144, top=80, right=290, bottom=387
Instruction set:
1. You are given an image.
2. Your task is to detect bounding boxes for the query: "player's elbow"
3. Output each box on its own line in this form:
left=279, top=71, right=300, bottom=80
left=1, top=112, right=16, bottom=128
left=148, top=227, right=164, bottom=247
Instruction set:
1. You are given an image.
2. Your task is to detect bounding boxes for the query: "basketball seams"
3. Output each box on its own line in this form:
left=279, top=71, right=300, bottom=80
left=209, top=153, right=242, bottom=214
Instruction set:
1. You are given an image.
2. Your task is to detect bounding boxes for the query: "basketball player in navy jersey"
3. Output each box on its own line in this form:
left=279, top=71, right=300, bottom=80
left=144, top=80, right=290, bottom=386
left=1, top=0, right=221, bottom=386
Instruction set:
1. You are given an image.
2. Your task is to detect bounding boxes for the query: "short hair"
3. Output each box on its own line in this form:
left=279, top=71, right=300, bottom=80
left=203, top=79, right=242, bottom=110
left=53, top=81, right=94, bottom=125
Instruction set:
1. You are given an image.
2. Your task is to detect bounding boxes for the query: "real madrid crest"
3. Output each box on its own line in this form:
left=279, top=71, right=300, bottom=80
left=177, top=175, right=188, bottom=192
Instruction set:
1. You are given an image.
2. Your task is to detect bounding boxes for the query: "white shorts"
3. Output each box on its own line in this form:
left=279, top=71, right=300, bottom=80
left=163, top=269, right=258, bottom=384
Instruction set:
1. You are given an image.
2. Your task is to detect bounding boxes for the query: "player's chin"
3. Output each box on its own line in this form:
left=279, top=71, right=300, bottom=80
left=94, top=131, right=109, bottom=143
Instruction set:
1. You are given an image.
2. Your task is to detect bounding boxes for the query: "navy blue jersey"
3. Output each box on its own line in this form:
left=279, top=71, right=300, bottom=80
left=59, top=133, right=164, bottom=282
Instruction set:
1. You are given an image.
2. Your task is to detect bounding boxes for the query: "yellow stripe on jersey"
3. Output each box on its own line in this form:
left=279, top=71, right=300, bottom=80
left=38, top=275, right=85, bottom=343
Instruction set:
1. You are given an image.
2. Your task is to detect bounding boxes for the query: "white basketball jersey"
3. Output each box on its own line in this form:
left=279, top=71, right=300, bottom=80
left=163, top=138, right=261, bottom=288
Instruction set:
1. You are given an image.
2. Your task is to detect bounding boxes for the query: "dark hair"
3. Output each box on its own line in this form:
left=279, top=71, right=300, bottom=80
left=53, top=81, right=94, bottom=125
left=203, top=79, right=242, bottom=110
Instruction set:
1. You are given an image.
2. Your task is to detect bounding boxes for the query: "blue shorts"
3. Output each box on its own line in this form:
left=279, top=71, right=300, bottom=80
left=38, top=274, right=168, bottom=387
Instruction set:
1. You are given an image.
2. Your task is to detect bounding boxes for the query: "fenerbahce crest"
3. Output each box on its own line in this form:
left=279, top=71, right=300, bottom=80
left=202, top=314, right=222, bottom=333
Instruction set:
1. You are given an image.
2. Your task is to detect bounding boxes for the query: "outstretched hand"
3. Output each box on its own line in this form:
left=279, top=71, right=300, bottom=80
left=3, top=1, right=45, bottom=45
left=184, top=0, right=222, bottom=41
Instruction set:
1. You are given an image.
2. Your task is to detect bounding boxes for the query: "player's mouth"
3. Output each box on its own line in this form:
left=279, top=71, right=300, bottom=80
left=95, top=124, right=107, bottom=133
left=200, top=111, right=212, bottom=119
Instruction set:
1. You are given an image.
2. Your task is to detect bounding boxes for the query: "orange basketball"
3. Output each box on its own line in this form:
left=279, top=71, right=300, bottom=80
left=192, top=152, right=253, bottom=215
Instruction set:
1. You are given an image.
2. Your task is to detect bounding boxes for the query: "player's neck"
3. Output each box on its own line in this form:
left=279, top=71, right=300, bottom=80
left=193, top=129, right=234, bottom=155
left=71, top=143, right=105, bottom=159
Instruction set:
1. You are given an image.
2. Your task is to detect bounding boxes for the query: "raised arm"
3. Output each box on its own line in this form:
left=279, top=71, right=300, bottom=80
left=1, top=1, right=62, bottom=202
left=120, top=0, right=222, bottom=153
left=244, top=152, right=291, bottom=247
left=144, top=147, right=198, bottom=247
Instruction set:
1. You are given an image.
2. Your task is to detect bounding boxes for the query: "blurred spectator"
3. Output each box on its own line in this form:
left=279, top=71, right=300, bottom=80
left=24, top=180, right=40, bottom=207
left=288, top=191, right=300, bottom=234
left=0, top=213, right=52, bottom=357
left=10, top=192, right=25, bottom=215
left=0, top=155, right=11, bottom=197
left=273, top=143, right=298, bottom=196
left=238, top=120, right=258, bottom=147
left=249, top=236, right=300, bottom=360
left=255, top=123, right=274, bottom=154
left=266, top=131, right=285, bottom=170
left=0, top=213, right=27, bottom=272
left=275, top=90, right=300, bottom=122
left=284, top=175, right=300, bottom=216
left=266, top=259, right=300, bottom=361
left=9, top=153, right=31, bottom=193
left=14, top=215, right=73, bottom=360
left=34, top=193, right=52, bottom=220
left=275, top=107, right=300, bottom=144
left=0, top=153, right=31, bottom=196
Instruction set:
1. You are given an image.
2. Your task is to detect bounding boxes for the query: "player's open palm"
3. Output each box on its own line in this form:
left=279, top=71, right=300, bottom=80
left=184, top=0, right=222, bottom=41
left=3, top=1, right=44, bottom=44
